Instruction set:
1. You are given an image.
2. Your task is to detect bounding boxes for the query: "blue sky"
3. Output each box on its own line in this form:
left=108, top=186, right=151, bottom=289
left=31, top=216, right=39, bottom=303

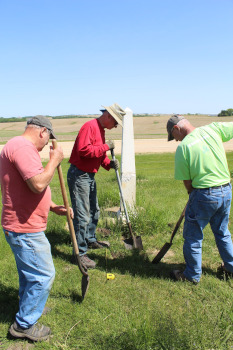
left=1, top=0, right=233, bottom=117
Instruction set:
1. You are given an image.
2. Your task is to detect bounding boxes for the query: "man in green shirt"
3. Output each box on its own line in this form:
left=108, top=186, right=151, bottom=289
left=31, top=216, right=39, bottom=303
left=167, top=115, right=233, bottom=283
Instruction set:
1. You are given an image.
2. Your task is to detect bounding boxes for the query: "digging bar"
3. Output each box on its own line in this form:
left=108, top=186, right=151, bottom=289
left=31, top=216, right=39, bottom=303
left=152, top=202, right=188, bottom=264
left=111, top=149, right=143, bottom=251
left=52, top=140, right=89, bottom=299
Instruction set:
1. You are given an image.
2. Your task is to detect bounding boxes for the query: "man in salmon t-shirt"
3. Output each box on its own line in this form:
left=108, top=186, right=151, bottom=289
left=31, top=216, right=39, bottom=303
left=0, top=116, right=71, bottom=342
left=67, top=103, right=126, bottom=269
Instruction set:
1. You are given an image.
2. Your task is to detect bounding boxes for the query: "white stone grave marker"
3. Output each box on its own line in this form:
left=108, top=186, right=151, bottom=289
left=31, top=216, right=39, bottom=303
left=121, top=107, right=136, bottom=210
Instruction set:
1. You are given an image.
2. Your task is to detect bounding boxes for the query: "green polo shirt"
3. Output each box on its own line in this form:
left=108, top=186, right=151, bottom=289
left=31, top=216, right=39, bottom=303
left=175, top=122, right=233, bottom=188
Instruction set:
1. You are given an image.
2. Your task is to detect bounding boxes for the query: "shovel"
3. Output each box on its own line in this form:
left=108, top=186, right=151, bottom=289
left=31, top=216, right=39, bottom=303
left=111, top=149, right=143, bottom=251
left=52, top=140, right=89, bottom=299
left=152, top=202, right=188, bottom=264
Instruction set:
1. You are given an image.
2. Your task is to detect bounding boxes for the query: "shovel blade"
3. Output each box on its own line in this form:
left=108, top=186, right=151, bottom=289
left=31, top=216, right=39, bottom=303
left=124, top=236, right=144, bottom=251
left=152, top=242, right=172, bottom=264
left=82, top=275, right=90, bottom=299
left=74, top=254, right=90, bottom=299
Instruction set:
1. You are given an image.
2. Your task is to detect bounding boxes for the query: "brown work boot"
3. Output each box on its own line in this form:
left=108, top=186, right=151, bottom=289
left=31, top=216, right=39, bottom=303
left=9, top=321, right=51, bottom=342
left=80, top=254, right=96, bottom=269
left=171, top=270, right=198, bottom=284
left=88, top=240, right=110, bottom=249
left=217, top=263, right=233, bottom=280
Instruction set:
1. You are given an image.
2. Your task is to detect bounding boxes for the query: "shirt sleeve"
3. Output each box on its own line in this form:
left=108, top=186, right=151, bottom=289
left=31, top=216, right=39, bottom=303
left=211, top=122, right=233, bottom=142
left=77, top=124, right=109, bottom=159
left=101, top=154, right=111, bottom=171
left=13, top=145, right=44, bottom=181
left=174, top=145, right=191, bottom=180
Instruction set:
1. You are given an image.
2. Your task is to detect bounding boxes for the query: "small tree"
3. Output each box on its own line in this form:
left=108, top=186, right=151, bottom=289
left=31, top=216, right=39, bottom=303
left=218, top=108, right=233, bottom=117
left=218, top=110, right=228, bottom=116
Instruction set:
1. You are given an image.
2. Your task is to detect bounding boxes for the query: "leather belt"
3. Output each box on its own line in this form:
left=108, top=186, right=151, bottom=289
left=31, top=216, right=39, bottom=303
left=211, top=183, right=229, bottom=189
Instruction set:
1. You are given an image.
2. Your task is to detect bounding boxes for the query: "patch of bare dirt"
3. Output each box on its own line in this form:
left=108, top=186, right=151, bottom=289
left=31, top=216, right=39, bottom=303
left=96, top=227, right=111, bottom=236
left=5, top=342, right=35, bottom=350
left=147, top=248, right=175, bottom=259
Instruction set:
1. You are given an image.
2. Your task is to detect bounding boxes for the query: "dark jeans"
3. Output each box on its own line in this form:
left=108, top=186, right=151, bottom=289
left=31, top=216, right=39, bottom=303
left=67, top=164, right=100, bottom=255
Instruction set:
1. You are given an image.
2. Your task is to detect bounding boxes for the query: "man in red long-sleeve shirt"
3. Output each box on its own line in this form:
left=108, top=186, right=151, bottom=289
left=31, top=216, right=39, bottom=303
left=67, top=103, right=126, bottom=269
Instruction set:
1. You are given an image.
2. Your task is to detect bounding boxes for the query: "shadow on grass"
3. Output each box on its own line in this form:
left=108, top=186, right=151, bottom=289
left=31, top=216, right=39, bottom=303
left=74, top=317, right=192, bottom=350
left=46, top=229, right=219, bottom=283
left=46, top=228, right=72, bottom=261
left=86, top=249, right=218, bottom=282
left=46, top=227, right=70, bottom=246
left=50, top=289, right=84, bottom=304
left=0, top=283, right=18, bottom=323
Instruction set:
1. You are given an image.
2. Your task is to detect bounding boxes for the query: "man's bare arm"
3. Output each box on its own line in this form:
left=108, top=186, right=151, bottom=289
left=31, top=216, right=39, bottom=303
left=183, top=180, right=193, bottom=194
left=26, top=146, right=64, bottom=193
left=50, top=200, right=74, bottom=218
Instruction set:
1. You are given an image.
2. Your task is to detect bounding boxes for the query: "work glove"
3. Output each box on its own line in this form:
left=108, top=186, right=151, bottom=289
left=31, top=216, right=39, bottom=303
left=106, top=140, right=115, bottom=150
left=110, top=159, right=119, bottom=170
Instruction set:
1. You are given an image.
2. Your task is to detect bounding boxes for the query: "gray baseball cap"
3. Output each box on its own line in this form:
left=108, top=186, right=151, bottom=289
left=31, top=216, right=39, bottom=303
left=27, top=116, right=56, bottom=139
left=167, top=115, right=184, bottom=141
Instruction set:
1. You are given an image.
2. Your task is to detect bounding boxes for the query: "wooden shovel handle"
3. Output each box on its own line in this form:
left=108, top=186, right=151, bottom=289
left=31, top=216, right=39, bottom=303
left=52, top=140, right=88, bottom=276
left=169, top=202, right=187, bottom=244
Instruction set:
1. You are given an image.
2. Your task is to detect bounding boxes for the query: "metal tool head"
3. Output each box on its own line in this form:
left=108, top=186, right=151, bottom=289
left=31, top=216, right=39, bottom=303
left=124, top=236, right=143, bottom=251
left=152, top=242, right=172, bottom=264
left=74, top=253, right=90, bottom=299
left=82, top=275, right=90, bottom=299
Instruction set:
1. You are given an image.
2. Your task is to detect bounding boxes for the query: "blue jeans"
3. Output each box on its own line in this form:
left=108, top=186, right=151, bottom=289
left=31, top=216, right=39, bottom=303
left=4, top=229, right=55, bottom=328
left=183, top=184, right=233, bottom=282
left=67, top=164, right=100, bottom=256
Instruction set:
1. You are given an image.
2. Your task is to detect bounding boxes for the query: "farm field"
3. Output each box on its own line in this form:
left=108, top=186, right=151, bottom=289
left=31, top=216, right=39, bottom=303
left=0, top=114, right=233, bottom=143
left=1, top=114, right=233, bottom=159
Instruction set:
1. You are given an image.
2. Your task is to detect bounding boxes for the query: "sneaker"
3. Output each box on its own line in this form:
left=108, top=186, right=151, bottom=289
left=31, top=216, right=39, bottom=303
left=171, top=270, right=198, bottom=284
left=9, top=321, right=51, bottom=342
left=217, top=263, right=233, bottom=280
left=80, top=254, right=96, bottom=269
left=88, top=241, right=110, bottom=249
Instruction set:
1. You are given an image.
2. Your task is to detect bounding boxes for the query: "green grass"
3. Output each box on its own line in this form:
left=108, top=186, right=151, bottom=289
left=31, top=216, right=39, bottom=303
left=1, top=153, right=233, bottom=349
left=0, top=130, right=23, bottom=137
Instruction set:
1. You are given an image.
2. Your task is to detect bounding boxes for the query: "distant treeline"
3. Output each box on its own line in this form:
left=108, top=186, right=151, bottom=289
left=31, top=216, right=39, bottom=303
left=1, top=112, right=223, bottom=123
left=0, top=115, right=97, bottom=123
left=0, top=117, right=28, bottom=123
left=0, top=114, right=154, bottom=122
left=134, top=114, right=160, bottom=117
left=52, top=115, right=95, bottom=119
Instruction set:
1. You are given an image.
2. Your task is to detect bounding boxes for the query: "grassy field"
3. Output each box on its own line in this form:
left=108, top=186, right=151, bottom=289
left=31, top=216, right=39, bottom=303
left=1, top=153, right=233, bottom=349
left=0, top=114, right=233, bottom=143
